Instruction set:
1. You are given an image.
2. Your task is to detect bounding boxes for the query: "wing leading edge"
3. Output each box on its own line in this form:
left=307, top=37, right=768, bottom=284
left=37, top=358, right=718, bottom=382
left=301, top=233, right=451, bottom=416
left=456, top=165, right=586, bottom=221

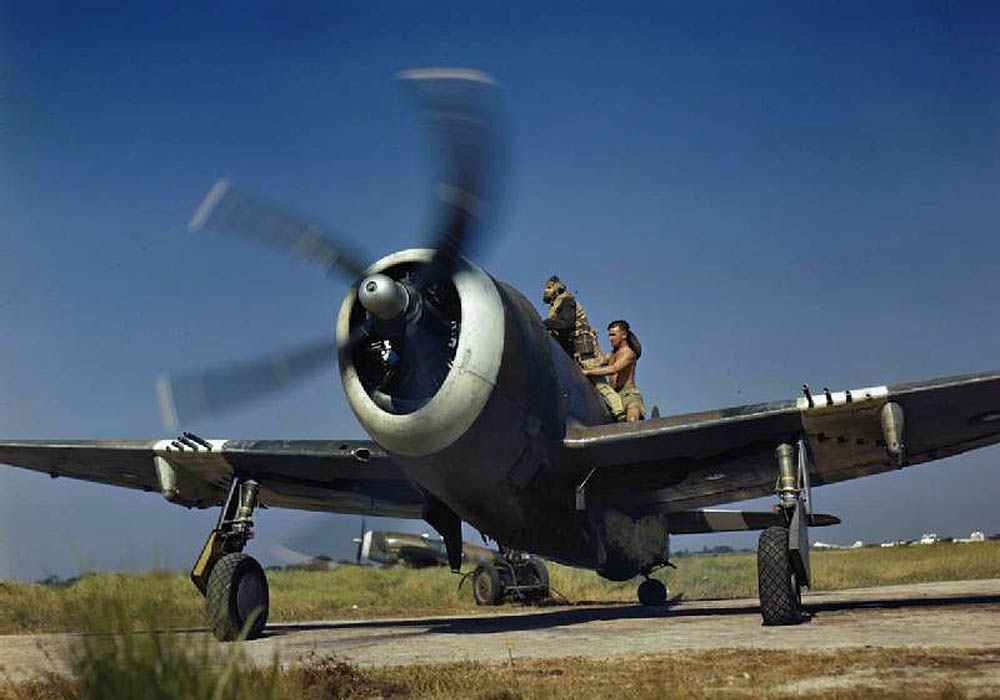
left=564, top=369, right=1000, bottom=511
left=0, top=438, right=424, bottom=518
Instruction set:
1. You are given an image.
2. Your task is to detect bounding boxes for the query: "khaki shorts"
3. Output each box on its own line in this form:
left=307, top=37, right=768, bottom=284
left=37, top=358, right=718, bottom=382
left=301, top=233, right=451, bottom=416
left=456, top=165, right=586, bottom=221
left=619, top=386, right=645, bottom=419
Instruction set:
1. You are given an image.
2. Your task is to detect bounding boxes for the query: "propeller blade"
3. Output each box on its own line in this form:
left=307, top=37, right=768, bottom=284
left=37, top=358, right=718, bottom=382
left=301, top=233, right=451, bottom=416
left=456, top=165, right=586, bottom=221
left=356, top=516, right=366, bottom=564
left=399, top=68, right=501, bottom=276
left=189, top=179, right=369, bottom=282
left=156, top=337, right=335, bottom=431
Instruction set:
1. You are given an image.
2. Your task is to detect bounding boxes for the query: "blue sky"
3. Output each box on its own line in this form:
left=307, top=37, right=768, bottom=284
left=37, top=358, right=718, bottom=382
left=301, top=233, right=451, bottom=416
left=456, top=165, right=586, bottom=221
left=2, top=1, right=999, bottom=580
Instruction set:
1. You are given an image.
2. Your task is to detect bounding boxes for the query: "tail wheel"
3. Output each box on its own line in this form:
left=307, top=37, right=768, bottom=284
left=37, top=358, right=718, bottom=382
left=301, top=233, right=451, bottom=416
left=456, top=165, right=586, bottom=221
left=637, top=578, right=667, bottom=606
left=757, top=526, right=803, bottom=626
left=472, top=561, right=503, bottom=606
left=525, top=557, right=550, bottom=601
left=206, top=552, right=270, bottom=641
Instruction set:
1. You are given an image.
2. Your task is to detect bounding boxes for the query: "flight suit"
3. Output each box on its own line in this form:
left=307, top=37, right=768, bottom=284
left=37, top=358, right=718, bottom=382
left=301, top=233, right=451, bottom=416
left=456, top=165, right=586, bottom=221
left=572, top=301, right=598, bottom=362
left=543, top=290, right=577, bottom=358
left=545, top=288, right=626, bottom=421
left=592, top=379, right=627, bottom=421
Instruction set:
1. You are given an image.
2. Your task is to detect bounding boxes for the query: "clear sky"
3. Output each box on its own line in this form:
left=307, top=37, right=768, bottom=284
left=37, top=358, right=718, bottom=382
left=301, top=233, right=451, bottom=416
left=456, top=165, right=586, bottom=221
left=2, top=1, right=999, bottom=580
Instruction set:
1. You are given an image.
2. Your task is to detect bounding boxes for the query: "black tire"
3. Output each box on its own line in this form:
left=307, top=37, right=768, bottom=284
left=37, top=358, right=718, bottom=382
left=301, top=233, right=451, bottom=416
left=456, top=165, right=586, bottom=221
left=637, top=578, right=667, bottom=606
left=524, top=557, right=550, bottom=601
left=206, top=552, right=269, bottom=641
left=472, top=561, right=504, bottom=606
left=757, top=526, right=802, bottom=626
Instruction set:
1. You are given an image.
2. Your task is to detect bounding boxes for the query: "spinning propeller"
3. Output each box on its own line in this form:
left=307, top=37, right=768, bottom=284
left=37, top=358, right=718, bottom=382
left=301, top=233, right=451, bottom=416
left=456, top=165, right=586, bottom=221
left=355, top=517, right=367, bottom=565
left=157, top=69, right=501, bottom=430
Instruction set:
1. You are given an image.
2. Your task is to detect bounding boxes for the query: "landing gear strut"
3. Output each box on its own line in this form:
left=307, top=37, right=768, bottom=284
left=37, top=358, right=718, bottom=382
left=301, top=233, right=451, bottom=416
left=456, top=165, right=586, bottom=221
left=472, top=548, right=549, bottom=605
left=757, top=440, right=811, bottom=626
left=191, top=477, right=269, bottom=641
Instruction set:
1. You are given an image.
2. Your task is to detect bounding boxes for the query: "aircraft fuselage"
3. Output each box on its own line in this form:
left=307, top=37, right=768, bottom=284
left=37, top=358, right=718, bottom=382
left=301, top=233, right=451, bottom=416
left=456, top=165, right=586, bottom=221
left=339, top=250, right=671, bottom=580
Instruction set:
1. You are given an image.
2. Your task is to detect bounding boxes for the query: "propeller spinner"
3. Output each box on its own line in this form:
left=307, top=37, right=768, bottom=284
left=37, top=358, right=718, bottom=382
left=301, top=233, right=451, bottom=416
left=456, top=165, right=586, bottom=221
left=357, top=274, right=410, bottom=321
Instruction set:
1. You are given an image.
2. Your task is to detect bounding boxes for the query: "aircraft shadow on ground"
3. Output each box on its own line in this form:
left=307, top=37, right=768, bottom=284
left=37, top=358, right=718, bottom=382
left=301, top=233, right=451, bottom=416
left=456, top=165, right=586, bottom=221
left=259, top=592, right=1000, bottom=639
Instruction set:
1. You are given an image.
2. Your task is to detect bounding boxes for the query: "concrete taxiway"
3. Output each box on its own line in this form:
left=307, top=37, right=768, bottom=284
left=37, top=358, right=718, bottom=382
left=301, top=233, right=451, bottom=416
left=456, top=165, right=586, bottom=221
left=2, top=578, right=999, bottom=680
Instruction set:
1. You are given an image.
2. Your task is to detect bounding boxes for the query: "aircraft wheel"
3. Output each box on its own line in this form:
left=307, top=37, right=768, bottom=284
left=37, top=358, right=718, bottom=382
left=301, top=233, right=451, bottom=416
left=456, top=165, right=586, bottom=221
left=206, top=552, right=270, bottom=641
left=758, top=526, right=802, bottom=626
left=637, top=578, right=667, bottom=606
left=472, top=561, right=504, bottom=606
left=525, top=557, right=550, bottom=601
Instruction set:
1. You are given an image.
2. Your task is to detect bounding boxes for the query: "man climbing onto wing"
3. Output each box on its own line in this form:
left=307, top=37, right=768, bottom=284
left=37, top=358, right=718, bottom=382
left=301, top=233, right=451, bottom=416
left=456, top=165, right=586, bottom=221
left=582, top=319, right=645, bottom=422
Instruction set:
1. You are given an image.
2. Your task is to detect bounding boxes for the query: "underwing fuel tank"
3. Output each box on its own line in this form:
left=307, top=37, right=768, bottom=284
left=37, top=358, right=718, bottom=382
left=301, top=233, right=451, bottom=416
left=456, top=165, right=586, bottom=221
left=337, top=248, right=608, bottom=552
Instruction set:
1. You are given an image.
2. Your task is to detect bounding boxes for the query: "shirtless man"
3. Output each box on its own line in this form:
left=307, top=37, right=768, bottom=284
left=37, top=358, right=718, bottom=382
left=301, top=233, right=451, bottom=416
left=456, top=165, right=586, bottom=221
left=582, top=319, right=645, bottom=422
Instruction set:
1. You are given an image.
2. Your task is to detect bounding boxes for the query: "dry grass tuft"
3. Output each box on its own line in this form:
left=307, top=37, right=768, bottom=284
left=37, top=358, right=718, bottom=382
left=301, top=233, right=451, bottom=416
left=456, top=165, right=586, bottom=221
left=4, top=643, right=999, bottom=698
left=322, top=647, right=1000, bottom=699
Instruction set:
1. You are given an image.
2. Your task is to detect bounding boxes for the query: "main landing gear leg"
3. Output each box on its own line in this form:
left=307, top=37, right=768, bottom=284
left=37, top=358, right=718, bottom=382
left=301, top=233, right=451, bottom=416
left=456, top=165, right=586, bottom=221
left=758, top=441, right=812, bottom=626
left=190, top=477, right=269, bottom=641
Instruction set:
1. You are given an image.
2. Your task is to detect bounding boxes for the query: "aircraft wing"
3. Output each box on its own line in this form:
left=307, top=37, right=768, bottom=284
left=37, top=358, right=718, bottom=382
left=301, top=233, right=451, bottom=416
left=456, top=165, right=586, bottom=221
left=0, top=438, right=425, bottom=518
left=563, top=369, right=1000, bottom=512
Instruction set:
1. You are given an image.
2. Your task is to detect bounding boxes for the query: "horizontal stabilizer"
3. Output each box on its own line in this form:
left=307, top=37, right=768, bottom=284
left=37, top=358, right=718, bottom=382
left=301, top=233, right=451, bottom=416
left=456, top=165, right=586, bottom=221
left=669, top=509, right=840, bottom=535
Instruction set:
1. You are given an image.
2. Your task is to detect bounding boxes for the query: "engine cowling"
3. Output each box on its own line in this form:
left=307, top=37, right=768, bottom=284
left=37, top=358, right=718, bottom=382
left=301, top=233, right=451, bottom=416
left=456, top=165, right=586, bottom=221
left=337, top=248, right=608, bottom=556
left=337, top=248, right=506, bottom=458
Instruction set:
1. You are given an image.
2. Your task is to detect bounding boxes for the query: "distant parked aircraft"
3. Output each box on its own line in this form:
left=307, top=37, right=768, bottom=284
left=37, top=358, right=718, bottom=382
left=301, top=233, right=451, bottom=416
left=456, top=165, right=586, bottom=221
left=354, top=528, right=549, bottom=605
left=355, top=528, right=496, bottom=568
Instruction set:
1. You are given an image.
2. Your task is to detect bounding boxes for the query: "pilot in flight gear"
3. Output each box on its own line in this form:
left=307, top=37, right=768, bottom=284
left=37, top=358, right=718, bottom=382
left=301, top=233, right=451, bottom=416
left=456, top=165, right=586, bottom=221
left=542, top=276, right=603, bottom=361
left=542, top=276, right=626, bottom=420
left=542, top=276, right=579, bottom=358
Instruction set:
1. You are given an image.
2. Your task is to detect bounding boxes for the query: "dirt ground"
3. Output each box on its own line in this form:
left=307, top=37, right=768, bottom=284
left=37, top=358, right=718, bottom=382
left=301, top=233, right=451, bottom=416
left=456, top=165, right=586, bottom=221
left=2, top=578, right=999, bottom=685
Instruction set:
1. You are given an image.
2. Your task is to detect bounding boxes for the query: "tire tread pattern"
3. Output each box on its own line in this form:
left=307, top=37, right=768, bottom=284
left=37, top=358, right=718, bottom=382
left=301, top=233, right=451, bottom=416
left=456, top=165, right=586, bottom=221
left=758, top=526, right=801, bottom=626
left=206, top=552, right=269, bottom=641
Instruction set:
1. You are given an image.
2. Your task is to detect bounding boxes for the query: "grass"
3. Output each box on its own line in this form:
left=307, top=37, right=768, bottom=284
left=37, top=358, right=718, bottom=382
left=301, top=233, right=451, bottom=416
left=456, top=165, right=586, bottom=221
left=277, top=647, right=1000, bottom=699
left=1, top=541, right=999, bottom=635
left=4, top=644, right=999, bottom=698
left=0, top=588, right=289, bottom=700
left=2, top=542, right=1000, bottom=699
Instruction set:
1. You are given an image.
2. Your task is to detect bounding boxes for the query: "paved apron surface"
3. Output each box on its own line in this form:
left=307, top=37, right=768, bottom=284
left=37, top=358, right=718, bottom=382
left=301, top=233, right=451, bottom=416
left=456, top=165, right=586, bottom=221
left=2, top=579, right=999, bottom=680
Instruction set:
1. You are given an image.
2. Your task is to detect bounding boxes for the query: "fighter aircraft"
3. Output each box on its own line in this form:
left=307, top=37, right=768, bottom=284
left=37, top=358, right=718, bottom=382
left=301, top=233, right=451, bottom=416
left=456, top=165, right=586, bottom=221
left=2, top=69, right=999, bottom=641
